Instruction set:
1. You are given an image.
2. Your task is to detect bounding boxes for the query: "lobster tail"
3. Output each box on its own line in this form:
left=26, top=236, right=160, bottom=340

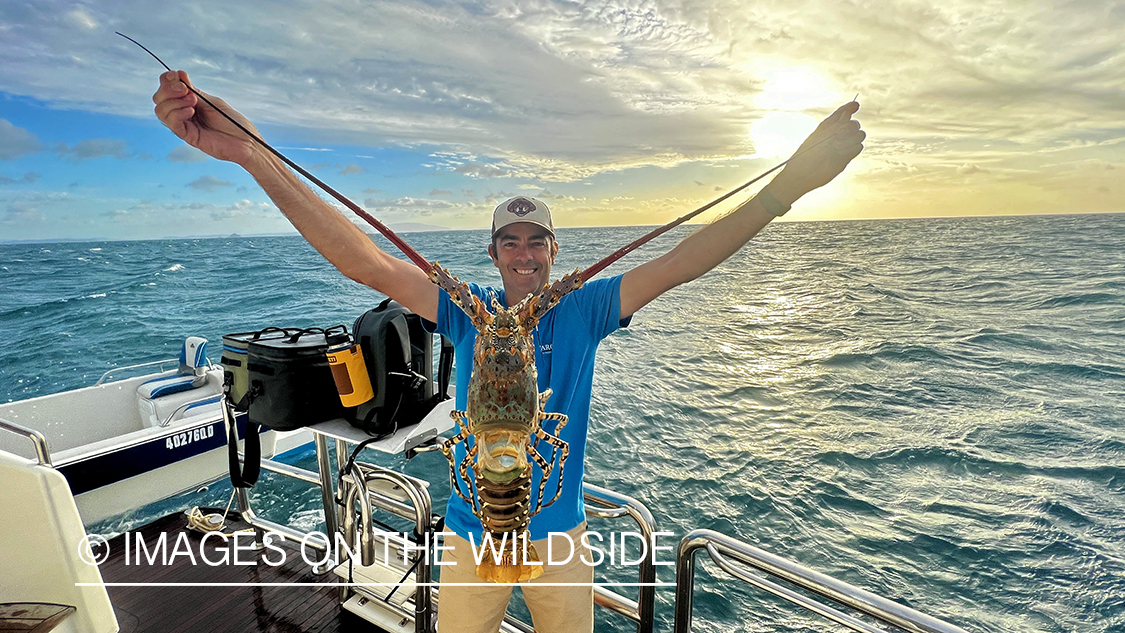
left=476, top=533, right=544, bottom=583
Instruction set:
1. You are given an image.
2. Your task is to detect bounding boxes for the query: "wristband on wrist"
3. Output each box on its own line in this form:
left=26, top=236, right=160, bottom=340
left=757, top=187, right=792, bottom=217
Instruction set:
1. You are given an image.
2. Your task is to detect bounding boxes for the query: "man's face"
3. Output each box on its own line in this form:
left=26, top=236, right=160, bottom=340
left=489, top=222, right=558, bottom=305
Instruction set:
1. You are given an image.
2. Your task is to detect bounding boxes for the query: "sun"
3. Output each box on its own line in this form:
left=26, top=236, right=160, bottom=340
left=750, top=111, right=817, bottom=159
left=755, top=66, right=837, bottom=111
left=749, top=66, right=840, bottom=159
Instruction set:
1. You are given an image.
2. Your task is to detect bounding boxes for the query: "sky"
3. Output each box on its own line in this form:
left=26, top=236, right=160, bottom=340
left=0, top=0, right=1122, bottom=242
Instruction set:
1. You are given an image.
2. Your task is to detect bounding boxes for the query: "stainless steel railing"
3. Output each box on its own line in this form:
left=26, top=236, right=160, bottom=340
left=675, top=529, right=969, bottom=633
left=239, top=439, right=661, bottom=633
left=0, top=416, right=53, bottom=466
left=582, top=483, right=659, bottom=633
left=94, top=357, right=215, bottom=386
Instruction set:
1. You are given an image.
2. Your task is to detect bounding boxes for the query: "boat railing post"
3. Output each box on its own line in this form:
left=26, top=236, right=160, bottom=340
left=355, top=464, right=435, bottom=633
left=0, top=416, right=53, bottom=466
left=334, top=438, right=349, bottom=544
left=313, top=432, right=347, bottom=600
left=581, top=483, right=659, bottom=633
left=673, top=532, right=707, bottom=633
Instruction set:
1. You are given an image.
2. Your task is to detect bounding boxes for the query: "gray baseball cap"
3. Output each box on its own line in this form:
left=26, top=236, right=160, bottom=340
left=491, top=196, right=554, bottom=238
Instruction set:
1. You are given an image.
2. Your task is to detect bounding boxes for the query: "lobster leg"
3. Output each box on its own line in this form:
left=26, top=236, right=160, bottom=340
left=531, top=426, right=570, bottom=512
left=458, top=444, right=481, bottom=514
left=525, top=444, right=555, bottom=516
left=441, top=411, right=477, bottom=506
left=539, top=411, right=568, bottom=435
left=442, top=411, right=472, bottom=451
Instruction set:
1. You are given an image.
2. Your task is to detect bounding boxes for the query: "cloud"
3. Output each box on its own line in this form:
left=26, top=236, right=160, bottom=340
left=957, top=163, right=990, bottom=175
left=454, top=163, right=509, bottom=178
left=92, top=199, right=277, bottom=226
left=168, top=145, right=209, bottom=163
left=339, top=163, right=365, bottom=175
left=4, top=202, right=43, bottom=224
left=55, top=139, right=130, bottom=161
left=364, top=196, right=459, bottom=216
left=0, top=119, right=43, bottom=159
left=1, top=0, right=1124, bottom=213
left=210, top=199, right=275, bottom=220
left=363, top=188, right=381, bottom=194
left=0, top=172, right=39, bottom=185
left=65, top=9, right=98, bottom=30
left=187, top=175, right=234, bottom=191
left=429, top=189, right=452, bottom=196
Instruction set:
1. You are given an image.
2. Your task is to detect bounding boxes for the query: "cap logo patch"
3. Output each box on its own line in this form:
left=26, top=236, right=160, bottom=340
left=507, top=198, right=536, bottom=217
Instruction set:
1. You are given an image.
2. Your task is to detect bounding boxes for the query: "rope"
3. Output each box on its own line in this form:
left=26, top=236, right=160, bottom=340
left=186, top=489, right=249, bottom=534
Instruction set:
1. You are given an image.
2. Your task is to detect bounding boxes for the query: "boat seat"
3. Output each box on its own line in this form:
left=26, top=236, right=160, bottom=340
left=0, top=450, right=118, bottom=632
left=137, top=337, right=222, bottom=428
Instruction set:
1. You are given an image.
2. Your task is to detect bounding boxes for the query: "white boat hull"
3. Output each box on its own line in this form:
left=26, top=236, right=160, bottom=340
left=0, top=368, right=311, bottom=526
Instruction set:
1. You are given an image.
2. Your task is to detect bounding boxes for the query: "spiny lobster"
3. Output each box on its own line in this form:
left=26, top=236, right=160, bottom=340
left=429, top=265, right=584, bottom=582
left=126, top=30, right=814, bottom=583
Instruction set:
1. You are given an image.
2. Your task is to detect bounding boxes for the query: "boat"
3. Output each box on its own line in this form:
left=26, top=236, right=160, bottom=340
left=0, top=343, right=970, bottom=633
left=0, top=337, right=309, bottom=525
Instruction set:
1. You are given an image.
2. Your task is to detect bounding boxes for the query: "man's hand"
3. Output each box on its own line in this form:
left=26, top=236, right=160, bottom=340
left=153, top=70, right=259, bottom=167
left=767, top=101, right=865, bottom=205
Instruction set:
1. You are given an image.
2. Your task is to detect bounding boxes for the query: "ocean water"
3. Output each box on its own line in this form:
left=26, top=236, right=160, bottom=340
left=2, top=214, right=1123, bottom=632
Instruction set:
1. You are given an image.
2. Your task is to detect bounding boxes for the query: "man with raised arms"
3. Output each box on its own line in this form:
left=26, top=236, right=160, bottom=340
left=153, top=69, right=864, bottom=633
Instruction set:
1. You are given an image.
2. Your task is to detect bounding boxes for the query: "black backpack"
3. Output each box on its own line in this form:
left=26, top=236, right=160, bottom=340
left=351, top=298, right=454, bottom=437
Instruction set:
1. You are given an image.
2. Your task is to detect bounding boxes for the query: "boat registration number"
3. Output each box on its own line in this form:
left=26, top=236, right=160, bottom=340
left=166, top=424, right=216, bottom=450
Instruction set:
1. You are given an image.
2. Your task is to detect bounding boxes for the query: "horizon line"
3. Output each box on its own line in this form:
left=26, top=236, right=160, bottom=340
left=4, top=209, right=1121, bottom=246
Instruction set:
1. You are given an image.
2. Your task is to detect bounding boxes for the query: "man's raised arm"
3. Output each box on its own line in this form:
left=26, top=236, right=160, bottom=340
left=619, top=102, right=865, bottom=318
left=152, top=70, right=438, bottom=321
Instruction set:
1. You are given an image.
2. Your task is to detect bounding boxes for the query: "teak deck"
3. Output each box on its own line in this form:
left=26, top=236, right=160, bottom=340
left=98, top=511, right=384, bottom=633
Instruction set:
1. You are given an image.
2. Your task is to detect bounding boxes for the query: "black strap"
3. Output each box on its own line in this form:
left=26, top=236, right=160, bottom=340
left=351, top=387, right=404, bottom=436
left=250, top=326, right=295, bottom=341
left=223, top=393, right=260, bottom=488
left=436, top=335, right=454, bottom=402
left=285, top=326, right=325, bottom=344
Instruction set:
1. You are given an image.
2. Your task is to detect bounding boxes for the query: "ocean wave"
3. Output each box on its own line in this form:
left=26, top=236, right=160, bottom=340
left=5, top=219, right=1125, bottom=633
left=819, top=342, right=949, bottom=368
left=1032, top=292, right=1120, bottom=309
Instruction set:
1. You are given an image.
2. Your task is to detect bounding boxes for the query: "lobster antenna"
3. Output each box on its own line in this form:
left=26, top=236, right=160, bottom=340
left=577, top=131, right=838, bottom=281
left=579, top=94, right=860, bottom=279
left=117, top=32, right=433, bottom=273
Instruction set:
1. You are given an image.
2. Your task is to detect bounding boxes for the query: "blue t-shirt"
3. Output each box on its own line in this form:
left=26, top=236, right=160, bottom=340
left=427, top=274, right=630, bottom=541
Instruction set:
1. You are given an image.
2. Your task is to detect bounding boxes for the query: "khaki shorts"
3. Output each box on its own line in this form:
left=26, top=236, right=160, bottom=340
left=437, top=522, right=594, bottom=633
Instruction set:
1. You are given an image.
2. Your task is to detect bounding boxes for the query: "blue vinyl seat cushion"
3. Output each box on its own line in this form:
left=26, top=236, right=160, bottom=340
left=137, top=373, right=206, bottom=399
